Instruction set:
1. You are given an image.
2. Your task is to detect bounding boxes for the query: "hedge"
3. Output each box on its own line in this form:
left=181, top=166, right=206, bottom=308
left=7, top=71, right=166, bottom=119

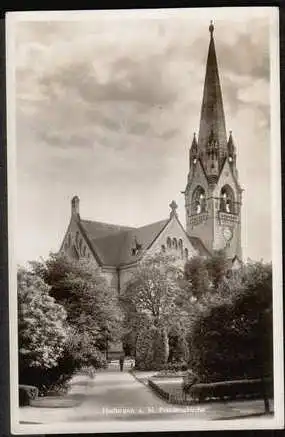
left=19, top=385, right=39, bottom=406
left=188, top=378, right=273, bottom=402
left=148, top=378, right=273, bottom=405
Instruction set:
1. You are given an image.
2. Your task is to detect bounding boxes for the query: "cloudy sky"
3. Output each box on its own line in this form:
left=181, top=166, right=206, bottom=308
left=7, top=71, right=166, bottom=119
left=9, top=8, right=276, bottom=264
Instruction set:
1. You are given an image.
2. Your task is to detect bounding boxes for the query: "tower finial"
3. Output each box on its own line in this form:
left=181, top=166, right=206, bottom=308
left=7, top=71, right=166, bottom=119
left=209, top=20, right=214, bottom=37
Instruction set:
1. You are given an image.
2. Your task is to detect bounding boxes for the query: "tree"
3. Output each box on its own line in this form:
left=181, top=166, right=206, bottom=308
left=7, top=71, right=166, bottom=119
left=152, top=325, right=169, bottom=370
left=31, top=254, right=123, bottom=353
left=184, top=256, right=209, bottom=298
left=168, top=325, right=189, bottom=364
left=187, top=261, right=273, bottom=385
left=121, top=254, right=187, bottom=369
left=205, top=250, right=229, bottom=291
left=184, top=250, right=229, bottom=297
left=121, top=253, right=184, bottom=327
left=135, top=324, right=156, bottom=370
left=18, top=267, right=68, bottom=389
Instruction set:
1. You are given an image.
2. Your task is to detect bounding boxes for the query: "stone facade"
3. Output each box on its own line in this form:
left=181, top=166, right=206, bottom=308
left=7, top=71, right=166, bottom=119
left=60, top=199, right=205, bottom=293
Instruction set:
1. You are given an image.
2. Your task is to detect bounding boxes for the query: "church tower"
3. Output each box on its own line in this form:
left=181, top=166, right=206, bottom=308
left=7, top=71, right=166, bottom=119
left=185, top=22, right=242, bottom=260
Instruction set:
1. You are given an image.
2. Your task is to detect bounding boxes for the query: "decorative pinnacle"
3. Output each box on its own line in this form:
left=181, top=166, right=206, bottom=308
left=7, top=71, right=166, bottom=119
left=228, top=130, right=233, bottom=143
left=209, top=20, right=214, bottom=37
left=192, top=132, right=198, bottom=149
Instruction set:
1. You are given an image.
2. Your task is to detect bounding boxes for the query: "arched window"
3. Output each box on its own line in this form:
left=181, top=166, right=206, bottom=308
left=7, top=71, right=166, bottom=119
left=173, top=238, right=178, bottom=249
left=71, top=245, right=79, bottom=260
left=178, top=239, right=183, bottom=257
left=161, top=245, right=166, bottom=253
left=191, top=186, right=206, bottom=214
left=184, top=248, right=189, bottom=260
left=75, top=231, right=79, bottom=248
left=167, top=237, right=171, bottom=249
left=82, top=246, right=86, bottom=256
left=220, top=185, right=235, bottom=213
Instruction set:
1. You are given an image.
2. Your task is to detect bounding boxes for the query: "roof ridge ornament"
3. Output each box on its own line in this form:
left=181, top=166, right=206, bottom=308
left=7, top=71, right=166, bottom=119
left=169, top=200, right=178, bottom=218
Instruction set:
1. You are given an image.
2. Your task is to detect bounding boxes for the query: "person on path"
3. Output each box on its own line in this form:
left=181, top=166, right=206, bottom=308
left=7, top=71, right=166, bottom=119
left=119, top=355, right=125, bottom=372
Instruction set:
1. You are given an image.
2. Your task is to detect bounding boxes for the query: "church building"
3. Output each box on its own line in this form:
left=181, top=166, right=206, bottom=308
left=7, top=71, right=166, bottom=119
left=60, top=22, right=242, bottom=293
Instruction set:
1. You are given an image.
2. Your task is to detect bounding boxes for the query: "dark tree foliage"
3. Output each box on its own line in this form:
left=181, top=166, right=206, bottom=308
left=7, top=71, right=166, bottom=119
left=31, top=253, right=123, bottom=348
left=135, top=324, right=157, bottom=370
left=168, top=325, right=189, bottom=364
left=184, top=256, right=209, bottom=298
left=152, top=327, right=169, bottom=370
left=184, top=250, right=229, bottom=297
left=205, top=250, right=229, bottom=291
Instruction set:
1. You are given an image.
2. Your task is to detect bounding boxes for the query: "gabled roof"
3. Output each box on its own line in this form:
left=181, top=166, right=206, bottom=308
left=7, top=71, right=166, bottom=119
left=185, top=156, right=209, bottom=193
left=217, top=156, right=242, bottom=192
left=80, top=218, right=169, bottom=266
left=80, top=219, right=134, bottom=240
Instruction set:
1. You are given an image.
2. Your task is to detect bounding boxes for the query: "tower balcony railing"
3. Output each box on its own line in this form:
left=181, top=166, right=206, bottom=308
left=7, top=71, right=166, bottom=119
left=189, top=212, right=208, bottom=226
left=218, top=211, right=239, bottom=225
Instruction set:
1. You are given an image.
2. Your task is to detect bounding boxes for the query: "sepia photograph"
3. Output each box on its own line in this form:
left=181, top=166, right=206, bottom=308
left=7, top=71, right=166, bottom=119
left=6, top=7, right=283, bottom=434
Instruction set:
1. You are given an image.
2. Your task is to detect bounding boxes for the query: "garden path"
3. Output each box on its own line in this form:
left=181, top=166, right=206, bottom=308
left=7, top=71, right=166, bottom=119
left=19, top=368, right=274, bottom=427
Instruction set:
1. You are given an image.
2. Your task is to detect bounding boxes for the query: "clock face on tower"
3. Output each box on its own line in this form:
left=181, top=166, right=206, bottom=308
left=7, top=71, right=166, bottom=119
left=223, top=226, right=233, bottom=241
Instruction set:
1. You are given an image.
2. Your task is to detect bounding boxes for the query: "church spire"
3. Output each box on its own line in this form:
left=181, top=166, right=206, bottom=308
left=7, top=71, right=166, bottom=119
left=198, top=21, right=227, bottom=161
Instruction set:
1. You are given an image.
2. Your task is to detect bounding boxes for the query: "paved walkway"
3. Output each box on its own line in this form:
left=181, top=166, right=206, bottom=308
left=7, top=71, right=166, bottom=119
left=19, top=370, right=274, bottom=425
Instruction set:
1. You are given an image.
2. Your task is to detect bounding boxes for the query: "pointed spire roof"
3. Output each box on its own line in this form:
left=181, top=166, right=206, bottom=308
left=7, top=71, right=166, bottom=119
left=198, top=22, right=227, bottom=154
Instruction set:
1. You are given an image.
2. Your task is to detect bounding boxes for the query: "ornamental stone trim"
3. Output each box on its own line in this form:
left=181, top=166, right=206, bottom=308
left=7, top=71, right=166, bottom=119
left=189, top=212, right=208, bottom=226
left=218, top=212, right=239, bottom=225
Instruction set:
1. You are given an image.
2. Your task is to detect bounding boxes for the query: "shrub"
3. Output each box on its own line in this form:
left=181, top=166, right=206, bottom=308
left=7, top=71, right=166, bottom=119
left=135, top=325, right=156, bottom=370
left=166, top=362, right=188, bottom=372
left=188, top=378, right=273, bottom=402
left=135, top=325, right=169, bottom=370
left=152, top=327, right=169, bottom=370
left=19, top=385, right=39, bottom=406
left=153, top=362, right=188, bottom=377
